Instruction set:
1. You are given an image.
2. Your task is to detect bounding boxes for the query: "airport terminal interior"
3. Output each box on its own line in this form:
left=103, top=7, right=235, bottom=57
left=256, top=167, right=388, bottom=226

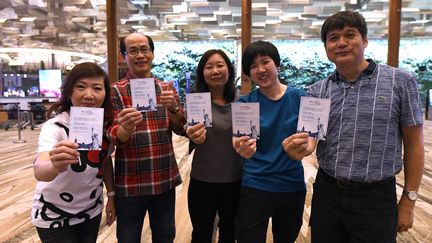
left=0, top=0, right=431, bottom=242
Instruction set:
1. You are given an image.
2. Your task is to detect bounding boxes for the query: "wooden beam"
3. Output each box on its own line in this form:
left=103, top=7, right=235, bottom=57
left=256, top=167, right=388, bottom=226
left=240, top=0, right=252, bottom=95
left=107, top=0, right=118, bottom=83
left=387, top=0, right=401, bottom=67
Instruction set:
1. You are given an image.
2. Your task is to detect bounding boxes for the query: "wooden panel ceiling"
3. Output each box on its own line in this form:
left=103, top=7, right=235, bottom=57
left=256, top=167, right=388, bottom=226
left=0, top=0, right=431, bottom=56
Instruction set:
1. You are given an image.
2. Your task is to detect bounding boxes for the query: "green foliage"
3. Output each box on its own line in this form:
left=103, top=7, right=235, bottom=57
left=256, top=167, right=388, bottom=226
left=279, top=54, right=334, bottom=89
left=401, top=58, right=432, bottom=105
left=152, top=41, right=236, bottom=101
left=153, top=47, right=197, bottom=101
left=151, top=39, right=432, bottom=104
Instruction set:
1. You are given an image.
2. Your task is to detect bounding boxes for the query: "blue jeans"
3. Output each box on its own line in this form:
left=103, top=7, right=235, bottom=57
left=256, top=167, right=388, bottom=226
left=36, top=213, right=101, bottom=243
left=310, top=169, right=397, bottom=243
left=115, top=189, right=176, bottom=243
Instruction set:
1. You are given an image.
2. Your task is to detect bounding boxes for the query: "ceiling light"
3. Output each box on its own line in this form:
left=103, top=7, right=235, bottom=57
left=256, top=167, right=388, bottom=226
left=214, top=10, right=231, bottom=15
left=173, top=3, right=188, bottom=13
left=266, top=20, right=282, bottom=25
left=63, top=6, right=80, bottom=12
left=402, top=8, right=420, bottom=13
left=71, top=17, right=88, bottom=23
left=288, top=0, right=310, bottom=4
left=130, top=0, right=149, bottom=4
left=218, top=22, right=234, bottom=27
left=0, top=48, right=105, bottom=63
left=132, top=25, right=148, bottom=29
left=267, top=9, right=283, bottom=17
left=200, top=16, right=217, bottom=22
left=252, top=3, right=268, bottom=9
left=252, top=22, right=266, bottom=27
left=20, top=17, right=36, bottom=22
left=190, top=2, right=209, bottom=7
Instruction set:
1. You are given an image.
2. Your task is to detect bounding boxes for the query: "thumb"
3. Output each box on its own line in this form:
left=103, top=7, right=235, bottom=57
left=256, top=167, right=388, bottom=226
left=167, top=81, right=173, bottom=91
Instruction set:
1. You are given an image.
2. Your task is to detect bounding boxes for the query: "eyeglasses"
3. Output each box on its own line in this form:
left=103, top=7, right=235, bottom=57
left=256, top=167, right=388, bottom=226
left=125, top=47, right=151, bottom=56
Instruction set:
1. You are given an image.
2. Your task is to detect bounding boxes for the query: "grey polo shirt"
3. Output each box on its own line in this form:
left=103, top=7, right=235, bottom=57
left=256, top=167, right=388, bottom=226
left=308, top=60, right=423, bottom=182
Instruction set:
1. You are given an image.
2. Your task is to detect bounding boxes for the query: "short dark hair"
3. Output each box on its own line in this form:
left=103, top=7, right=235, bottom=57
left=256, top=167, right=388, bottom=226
left=242, top=41, right=280, bottom=76
left=48, top=62, right=112, bottom=123
left=321, top=11, right=368, bottom=44
left=120, top=33, right=155, bottom=56
left=194, top=49, right=236, bottom=103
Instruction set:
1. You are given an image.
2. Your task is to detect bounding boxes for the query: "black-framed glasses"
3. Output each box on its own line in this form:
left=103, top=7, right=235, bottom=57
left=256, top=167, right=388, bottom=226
left=125, top=47, right=151, bottom=56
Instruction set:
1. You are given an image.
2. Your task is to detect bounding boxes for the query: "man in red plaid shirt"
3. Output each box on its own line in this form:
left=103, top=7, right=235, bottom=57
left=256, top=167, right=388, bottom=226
left=107, top=33, right=186, bottom=243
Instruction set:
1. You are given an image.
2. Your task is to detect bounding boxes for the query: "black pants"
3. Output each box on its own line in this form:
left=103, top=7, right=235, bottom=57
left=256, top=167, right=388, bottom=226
left=310, top=169, right=398, bottom=243
left=235, top=186, right=306, bottom=243
left=36, top=213, right=101, bottom=243
left=188, top=178, right=241, bottom=243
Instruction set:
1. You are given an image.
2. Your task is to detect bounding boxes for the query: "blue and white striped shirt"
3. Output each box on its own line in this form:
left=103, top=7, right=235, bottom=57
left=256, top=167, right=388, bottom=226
left=308, top=60, right=423, bottom=182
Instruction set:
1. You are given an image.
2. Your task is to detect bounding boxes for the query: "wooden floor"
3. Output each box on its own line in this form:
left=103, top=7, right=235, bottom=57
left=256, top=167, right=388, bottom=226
left=0, top=120, right=431, bottom=243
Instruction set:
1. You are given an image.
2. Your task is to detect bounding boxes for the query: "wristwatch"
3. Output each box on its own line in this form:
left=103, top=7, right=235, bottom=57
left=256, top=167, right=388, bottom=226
left=403, top=189, right=418, bottom=201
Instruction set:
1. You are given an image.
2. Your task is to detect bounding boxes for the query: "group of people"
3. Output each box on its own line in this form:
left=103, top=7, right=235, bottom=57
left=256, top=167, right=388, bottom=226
left=31, top=10, right=424, bottom=243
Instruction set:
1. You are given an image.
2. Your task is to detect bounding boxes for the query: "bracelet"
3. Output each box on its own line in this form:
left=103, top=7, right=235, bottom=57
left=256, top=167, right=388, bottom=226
left=107, top=191, right=116, bottom=197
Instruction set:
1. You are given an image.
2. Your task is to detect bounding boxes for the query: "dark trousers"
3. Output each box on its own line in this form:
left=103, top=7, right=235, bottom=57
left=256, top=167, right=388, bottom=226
left=115, top=189, right=176, bottom=243
left=310, top=169, right=398, bottom=243
left=36, top=213, right=101, bottom=243
left=188, top=178, right=241, bottom=243
left=236, top=186, right=306, bottom=243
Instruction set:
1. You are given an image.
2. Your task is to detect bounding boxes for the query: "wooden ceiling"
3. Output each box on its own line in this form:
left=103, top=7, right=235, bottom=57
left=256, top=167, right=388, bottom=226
left=0, top=0, right=431, bottom=56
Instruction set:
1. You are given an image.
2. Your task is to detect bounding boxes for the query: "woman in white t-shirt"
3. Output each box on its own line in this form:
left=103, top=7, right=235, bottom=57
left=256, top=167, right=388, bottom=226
left=32, top=62, right=116, bottom=243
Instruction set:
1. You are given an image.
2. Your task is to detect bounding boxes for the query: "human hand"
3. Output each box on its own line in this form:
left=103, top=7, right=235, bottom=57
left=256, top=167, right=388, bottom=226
left=48, top=141, right=80, bottom=173
left=105, top=196, right=116, bottom=226
left=233, top=136, right=257, bottom=159
left=282, top=132, right=316, bottom=161
left=186, top=123, right=206, bottom=144
left=160, top=81, right=178, bottom=111
left=397, top=196, right=415, bottom=232
left=117, top=107, right=143, bottom=134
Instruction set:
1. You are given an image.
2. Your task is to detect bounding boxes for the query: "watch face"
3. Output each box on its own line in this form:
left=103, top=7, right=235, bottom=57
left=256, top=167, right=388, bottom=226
left=408, top=191, right=418, bottom=200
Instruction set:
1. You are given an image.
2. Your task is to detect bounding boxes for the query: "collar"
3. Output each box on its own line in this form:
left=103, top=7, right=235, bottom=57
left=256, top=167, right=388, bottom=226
left=126, top=71, right=154, bottom=80
left=333, top=59, right=376, bottom=82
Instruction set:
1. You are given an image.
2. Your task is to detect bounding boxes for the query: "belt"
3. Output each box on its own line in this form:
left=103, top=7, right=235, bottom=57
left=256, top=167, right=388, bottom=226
left=318, top=168, right=395, bottom=190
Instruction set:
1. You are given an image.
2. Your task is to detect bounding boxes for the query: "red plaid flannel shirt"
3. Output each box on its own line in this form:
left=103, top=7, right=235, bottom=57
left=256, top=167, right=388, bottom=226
left=107, top=71, right=185, bottom=196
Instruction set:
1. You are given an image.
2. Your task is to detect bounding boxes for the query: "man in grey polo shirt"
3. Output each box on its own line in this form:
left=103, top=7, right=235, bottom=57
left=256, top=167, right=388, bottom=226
left=283, top=11, right=424, bottom=242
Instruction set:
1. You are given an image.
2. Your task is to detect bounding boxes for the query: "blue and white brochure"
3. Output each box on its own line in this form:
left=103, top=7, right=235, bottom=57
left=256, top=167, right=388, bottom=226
left=69, top=107, right=104, bottom=150
left=297, top=96, right=331, bottom=141
left=186, top=92, right=212, bottom=127
left=231, top=103, right=260, bottom=139
left=130, top=78, right=157, bottom=112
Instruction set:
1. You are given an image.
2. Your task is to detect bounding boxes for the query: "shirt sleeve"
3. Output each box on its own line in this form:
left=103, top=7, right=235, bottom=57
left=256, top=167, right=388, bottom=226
left=399, top=71, right=423, bottom=127
left=38, top=121, right=65, bottom=153
left=307, top=81, right=322, bottom=98
left=106, top=85, right=133, bottom=146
